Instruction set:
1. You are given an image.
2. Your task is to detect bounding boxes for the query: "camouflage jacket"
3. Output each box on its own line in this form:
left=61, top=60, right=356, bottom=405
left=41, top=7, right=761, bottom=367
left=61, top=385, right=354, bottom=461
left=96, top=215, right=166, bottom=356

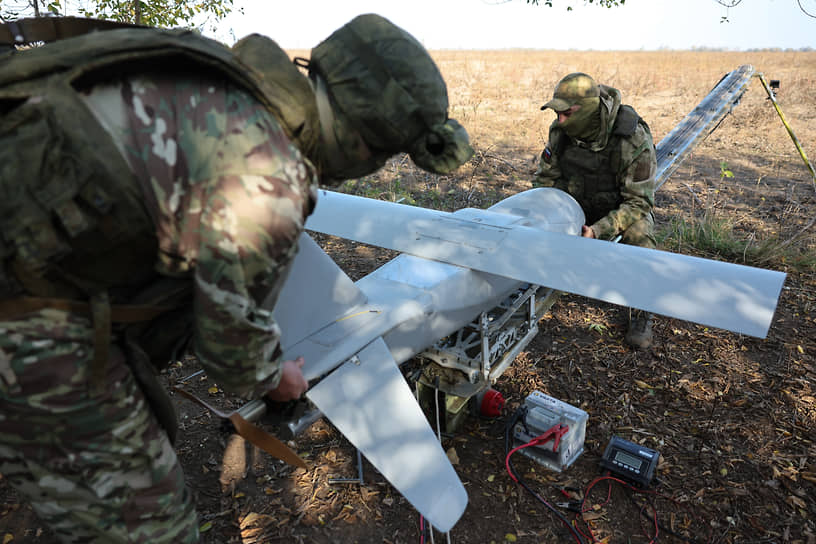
left=534, top=84, right=656, bottom=241
left=82, top=73, right=318, bottom=398
left=1, top=27, right=319, bottom=398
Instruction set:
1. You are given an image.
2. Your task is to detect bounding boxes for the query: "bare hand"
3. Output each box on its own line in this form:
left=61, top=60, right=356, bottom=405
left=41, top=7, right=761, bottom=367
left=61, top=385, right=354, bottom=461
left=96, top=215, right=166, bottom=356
left=265, top=357, right=308, bottom=402
left=581, top=225, right=596, bottom=239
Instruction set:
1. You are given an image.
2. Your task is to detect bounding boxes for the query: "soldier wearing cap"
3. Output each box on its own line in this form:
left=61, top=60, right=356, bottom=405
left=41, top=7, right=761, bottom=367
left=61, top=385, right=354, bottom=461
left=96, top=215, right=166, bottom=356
left=534, top=72, right=657, bottom=349
left=0, top=13, right=472, bottom=543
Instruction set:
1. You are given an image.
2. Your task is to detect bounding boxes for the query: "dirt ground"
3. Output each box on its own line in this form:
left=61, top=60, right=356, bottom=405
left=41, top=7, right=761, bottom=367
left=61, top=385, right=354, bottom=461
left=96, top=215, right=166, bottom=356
left=2, top=50, right=815, bottom=544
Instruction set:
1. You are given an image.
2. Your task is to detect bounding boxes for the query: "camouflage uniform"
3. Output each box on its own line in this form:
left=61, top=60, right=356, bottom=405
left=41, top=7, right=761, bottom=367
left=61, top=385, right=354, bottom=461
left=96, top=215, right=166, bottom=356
left=0, top=72, right=316, bottom=542
left=0, top=13, right=473, bottom=542
left=534, top=73, right=657, bottom=348
left=534, top=78, right=657, bottom=249
left=95, top=74, right=317, bottom=398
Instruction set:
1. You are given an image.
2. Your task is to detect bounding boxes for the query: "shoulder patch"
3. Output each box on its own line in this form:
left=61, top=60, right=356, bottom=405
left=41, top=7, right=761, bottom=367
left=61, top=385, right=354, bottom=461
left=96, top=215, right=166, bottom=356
left=542, top=146, right=553, bottom=164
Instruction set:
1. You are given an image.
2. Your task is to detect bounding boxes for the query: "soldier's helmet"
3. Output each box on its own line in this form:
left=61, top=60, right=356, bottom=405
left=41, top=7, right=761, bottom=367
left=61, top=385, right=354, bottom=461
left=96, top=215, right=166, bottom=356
left=309, top=14, right=473, bottom=175
left=541, top=72, right=600, bottom=112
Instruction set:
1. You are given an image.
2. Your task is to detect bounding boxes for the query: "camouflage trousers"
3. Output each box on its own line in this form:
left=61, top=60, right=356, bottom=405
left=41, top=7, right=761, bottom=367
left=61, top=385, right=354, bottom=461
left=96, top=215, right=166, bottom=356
left=619, top=212, right=657, bottom=250
left=0, top=309, right=198, bottom=543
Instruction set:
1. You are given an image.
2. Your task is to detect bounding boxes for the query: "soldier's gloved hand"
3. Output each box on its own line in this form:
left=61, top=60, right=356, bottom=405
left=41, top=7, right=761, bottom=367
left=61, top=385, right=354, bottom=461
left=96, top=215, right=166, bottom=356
left=265, top=356, right=309, bottom=402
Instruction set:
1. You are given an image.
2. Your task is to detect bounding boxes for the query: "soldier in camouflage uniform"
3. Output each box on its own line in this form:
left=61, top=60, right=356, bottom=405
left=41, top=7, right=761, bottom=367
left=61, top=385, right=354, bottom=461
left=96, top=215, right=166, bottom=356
left=0, top=14, right=472, bottom=543
left=533, top=72, right=657, bottom=348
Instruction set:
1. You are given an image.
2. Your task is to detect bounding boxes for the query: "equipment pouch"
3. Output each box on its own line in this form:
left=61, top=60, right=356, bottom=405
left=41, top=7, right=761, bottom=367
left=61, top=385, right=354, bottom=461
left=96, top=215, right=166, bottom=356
left=0, top=79, right=154, bottom=295
left=0, top=97, right=77, bottom=276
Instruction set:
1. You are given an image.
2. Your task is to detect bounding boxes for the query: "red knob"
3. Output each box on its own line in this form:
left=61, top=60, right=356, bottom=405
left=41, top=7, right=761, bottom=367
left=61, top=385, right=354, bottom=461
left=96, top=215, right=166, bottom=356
left=480, top=388, right=505, bottom=417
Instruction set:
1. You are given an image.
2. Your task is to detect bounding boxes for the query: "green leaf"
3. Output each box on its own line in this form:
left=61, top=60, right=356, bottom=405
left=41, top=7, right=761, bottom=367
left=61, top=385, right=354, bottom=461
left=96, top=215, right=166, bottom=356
left=588, top=323, right=608, bottom=334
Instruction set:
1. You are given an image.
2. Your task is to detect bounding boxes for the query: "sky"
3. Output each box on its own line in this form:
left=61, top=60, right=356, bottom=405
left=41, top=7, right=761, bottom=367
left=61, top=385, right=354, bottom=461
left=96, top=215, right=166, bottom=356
left=206, top=0, right=815, bottom=51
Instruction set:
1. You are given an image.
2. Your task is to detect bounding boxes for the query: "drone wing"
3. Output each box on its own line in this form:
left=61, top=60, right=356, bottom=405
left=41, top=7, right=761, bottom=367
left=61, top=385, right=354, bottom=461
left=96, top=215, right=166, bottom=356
left=307, top=337, right=467, bottom=533
left=306, top=188, right=785, bottom=339
left=264, top=234, right=466, bottom=531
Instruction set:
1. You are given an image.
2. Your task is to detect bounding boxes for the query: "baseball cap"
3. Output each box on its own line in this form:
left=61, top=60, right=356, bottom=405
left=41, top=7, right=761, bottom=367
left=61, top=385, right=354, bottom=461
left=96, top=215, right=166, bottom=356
left=541, top=72, right=600, bottom=111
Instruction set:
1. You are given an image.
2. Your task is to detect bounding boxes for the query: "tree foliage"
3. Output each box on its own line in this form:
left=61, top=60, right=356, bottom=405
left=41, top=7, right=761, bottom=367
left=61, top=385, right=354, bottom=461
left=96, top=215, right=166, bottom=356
left=0, top=0, right=237, bottom=29
left=525, top=0, right=624, bottom=7
left=524, top=0, right=816, bottom=17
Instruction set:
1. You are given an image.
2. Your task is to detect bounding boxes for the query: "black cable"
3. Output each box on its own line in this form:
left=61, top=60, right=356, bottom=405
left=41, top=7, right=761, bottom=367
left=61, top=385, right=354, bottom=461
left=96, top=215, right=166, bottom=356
left=582, top=474, right=710, bottom=544
left=624, top=488, right=703, bottom=544
left=504, top=407, right=586, bottom=544
left=505, top=407, right=707, bottom=544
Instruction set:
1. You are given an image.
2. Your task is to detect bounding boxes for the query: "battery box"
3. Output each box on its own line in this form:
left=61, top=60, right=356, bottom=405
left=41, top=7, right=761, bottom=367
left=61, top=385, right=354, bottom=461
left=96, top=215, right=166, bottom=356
left=512, top=391, right=588, bottom=472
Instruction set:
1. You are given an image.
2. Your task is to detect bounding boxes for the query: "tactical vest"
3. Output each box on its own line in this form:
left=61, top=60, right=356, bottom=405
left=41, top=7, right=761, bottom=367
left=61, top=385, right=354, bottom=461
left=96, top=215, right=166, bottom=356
left=551, top=105, right=645, bottom=225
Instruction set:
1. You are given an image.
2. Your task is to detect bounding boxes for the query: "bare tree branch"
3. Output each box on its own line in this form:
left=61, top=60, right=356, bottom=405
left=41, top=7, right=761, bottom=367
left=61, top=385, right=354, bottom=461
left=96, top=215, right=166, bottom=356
left=797, top=0, right=816, bottom=17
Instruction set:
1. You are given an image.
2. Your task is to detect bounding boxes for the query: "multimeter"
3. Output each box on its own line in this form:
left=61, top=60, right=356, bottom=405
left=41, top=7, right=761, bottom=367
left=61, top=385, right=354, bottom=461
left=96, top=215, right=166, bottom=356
left=599, top=436, right=660, bottom=488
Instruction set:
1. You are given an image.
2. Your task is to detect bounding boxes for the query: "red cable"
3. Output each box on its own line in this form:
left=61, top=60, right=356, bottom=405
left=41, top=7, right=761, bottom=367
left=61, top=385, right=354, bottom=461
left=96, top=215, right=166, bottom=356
left=504, top=424, right=570, bottom=482
left=504, top=442, right=528, bottom=482
left=505, top=424, right=584, bottom=544
left=579, top=475, right=664, bottom=543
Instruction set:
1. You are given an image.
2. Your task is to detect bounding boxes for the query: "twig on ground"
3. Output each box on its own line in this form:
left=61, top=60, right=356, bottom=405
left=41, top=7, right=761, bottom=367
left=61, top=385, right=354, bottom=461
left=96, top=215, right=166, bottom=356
left=681, top=182, right=704, bottom=206
left=775, top=214, right=816, bottom=251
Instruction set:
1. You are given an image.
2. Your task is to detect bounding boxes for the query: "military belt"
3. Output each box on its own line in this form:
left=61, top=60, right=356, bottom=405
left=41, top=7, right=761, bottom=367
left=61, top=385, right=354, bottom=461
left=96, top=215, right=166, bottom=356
left=0, top=295, right=173, bottom=322
left=0, top=295, right=176, bottom=392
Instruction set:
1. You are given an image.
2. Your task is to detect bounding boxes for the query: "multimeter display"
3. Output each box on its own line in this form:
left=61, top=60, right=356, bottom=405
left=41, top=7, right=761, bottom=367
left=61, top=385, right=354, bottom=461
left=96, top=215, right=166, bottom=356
left=600, top=436, right=660, bottom=488
left=613, top=450, right=643, bottom=470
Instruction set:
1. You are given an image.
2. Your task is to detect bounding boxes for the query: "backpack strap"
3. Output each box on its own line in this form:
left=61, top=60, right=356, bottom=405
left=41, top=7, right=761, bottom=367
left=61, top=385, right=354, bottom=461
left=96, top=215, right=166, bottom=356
left=612, top=104, right=640, bottom=137
left=612, top=105, right=653, bottom=177
left=89, top=292, right=111, bottom=393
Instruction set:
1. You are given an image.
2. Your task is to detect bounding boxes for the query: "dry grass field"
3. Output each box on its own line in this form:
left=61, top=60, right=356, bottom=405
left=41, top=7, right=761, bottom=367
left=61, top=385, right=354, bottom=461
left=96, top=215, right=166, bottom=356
left=2, top=50, right=814, bottom=544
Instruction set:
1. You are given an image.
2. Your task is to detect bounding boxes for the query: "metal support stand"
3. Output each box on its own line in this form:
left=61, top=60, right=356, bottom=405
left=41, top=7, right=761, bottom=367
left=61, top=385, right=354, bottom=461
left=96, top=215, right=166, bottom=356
left=416, top=285, right=561, bottom=433
left=755, top=73, right=816, bottom=189
left=328, top=448, right=364, bottom=485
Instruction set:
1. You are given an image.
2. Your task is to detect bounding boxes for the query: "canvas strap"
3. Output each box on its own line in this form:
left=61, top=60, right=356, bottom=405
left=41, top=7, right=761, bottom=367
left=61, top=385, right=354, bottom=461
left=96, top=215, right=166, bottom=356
left=0, top=16, right=138, bottom=46
left=172, top=386, right=308, bottom=469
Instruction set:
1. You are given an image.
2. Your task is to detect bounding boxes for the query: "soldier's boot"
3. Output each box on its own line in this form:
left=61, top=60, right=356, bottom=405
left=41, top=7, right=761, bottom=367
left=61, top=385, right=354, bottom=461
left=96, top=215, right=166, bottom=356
left=625, top=309, right=653, bottom=349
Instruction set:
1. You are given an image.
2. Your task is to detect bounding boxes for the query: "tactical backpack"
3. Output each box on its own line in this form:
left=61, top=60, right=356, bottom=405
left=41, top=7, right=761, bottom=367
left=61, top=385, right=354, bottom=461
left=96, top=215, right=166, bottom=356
left=0, top=18, right=318, bottom=310
left=0, top=18, right=319, bottom=442
left=0, top=17, right=317, bottom=287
